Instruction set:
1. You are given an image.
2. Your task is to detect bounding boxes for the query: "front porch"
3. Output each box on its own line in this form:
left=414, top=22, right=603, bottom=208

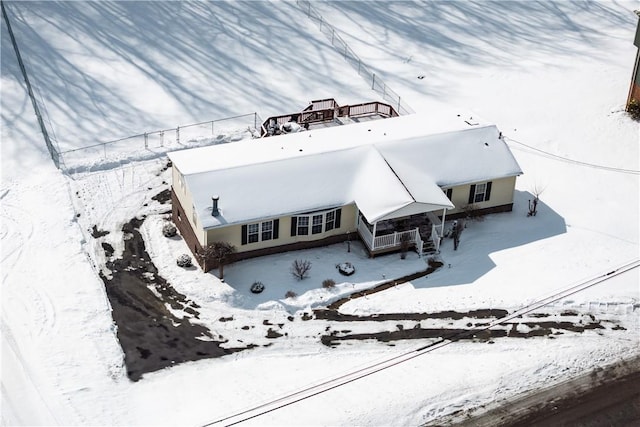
left=357, top=211, right=446, bottom=257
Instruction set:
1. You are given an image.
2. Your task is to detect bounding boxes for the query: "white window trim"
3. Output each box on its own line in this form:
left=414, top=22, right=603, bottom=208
left=246, top=220, right=275, bottom=243
left=474, top=183, right=487, bottom=203
left=294, top=207, right=340, bottom=235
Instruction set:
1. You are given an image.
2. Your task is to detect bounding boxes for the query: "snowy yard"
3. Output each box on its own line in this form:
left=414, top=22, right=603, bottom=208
left=2, top=1, right=639, bottom=426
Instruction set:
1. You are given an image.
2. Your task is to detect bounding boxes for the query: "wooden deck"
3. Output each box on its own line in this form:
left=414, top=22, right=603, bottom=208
left=261, top=98, right=399, bottom=137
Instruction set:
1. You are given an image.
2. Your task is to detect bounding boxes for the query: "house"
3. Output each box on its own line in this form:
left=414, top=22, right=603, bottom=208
left=626, top=10, right=640, bottom=110
left=167, top=111, right=523, bottom=271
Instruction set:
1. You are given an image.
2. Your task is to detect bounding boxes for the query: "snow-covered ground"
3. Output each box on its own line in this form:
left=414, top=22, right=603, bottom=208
left=1, top=1, right=639, bottom=426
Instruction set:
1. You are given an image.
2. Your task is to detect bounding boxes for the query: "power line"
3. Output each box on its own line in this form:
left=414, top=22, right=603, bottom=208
left=202, top=259, right=639, bottom=426
left=504, top=136, right=640, bottom=175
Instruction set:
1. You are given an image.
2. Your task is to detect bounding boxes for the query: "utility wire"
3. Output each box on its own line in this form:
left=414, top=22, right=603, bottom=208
left=504, top=136, right=640, bottom=175
left=202, top=259, right=639, bottom=426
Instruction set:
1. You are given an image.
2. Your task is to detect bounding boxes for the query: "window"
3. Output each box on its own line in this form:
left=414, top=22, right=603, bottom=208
left=261, top=221, right=273, bottom=241
left=474, top=183, right=487, bottom=202
left=325, top=210, right=335, bottom=231
left=291, top=208, right=342, bottom=237
left=468, top=182, right=492, bottom=204
left=312, top=214, right=323, bottom=234
left=297, top=216, right=309, bottom=235
left=247, top=223, right=259, bottom=243
left=241, top=219, right=279, bottom=245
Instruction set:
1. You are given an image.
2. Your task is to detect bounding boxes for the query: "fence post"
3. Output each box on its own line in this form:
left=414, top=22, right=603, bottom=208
left=160, top=130, right=164, bottom=147
left=176, top=126, right=180, bottom=144
left=211, top=120, right=214, bottom=136
left=144, top=132, right=148, bottom=149
left=371, top=73, right=375, bottom=90
left=103, top=143, right=107, bottom=159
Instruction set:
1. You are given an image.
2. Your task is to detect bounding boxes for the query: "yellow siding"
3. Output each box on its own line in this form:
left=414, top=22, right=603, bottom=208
left=445, top=176, right=517, bottom=215
left=172, top=166, right=206, bottom=246
left=205, top=204, right=358, bottom=253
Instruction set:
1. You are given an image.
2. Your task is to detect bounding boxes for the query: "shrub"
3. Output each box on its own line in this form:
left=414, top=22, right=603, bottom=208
left=399, top=234, right=411, bottom=259
left=250, top=281, right=265, bottom=294
left=628, top=99, right=640, bottom=121
left=290, top=259, right=312, bottom=280
left=197, top=241, right=236, bottom=279
left=176, top=254, right=192, bottom=268
left=162, top=222, right=177, bottom=237
left=322, top=279, right=336, bottom=289
left=285, top=290, right=297, bottom=298
left=427, top=256, right=443, bottom=269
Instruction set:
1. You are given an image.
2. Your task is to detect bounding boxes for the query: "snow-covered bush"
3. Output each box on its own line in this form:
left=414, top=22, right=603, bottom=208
left=162, top=222, right=177, bottom=237
left=176, top=254, right=192, bottom=268
left=250, top=281, right=265, bottom=294
left=337, top=262, right=355, bottom=276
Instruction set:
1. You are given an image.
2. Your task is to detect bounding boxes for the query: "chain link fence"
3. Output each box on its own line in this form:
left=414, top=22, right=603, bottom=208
left=296, top=0, right=414, bottom=116
left=59, top=113, right=261, bottom=173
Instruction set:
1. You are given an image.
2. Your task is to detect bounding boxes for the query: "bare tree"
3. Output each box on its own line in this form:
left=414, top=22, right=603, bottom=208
left=528, top=184, right=546, bottom=217
left=290, top=259, right=312, bottom=280
left=198, top=241, right=236, bottom=280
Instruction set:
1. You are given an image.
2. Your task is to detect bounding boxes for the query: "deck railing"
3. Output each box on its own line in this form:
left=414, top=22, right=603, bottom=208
left=347, top=102, right=398, bottom=118
left=261, top=100, right=399, bottom=137
left=303, top=98, right=339, bottom=111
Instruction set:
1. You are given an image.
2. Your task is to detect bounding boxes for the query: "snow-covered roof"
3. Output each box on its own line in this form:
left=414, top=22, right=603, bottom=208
left=168, top=112, right=522, bottom=229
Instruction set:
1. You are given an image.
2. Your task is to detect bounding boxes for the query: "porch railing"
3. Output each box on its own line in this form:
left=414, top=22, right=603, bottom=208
left=357, top=220, right=421, bottom=252
left=357, top=220, right=374, bottom=250
left=426, top=212, right=444, bottom=253
left=431, top=223, right=441, bottom=253
left=373, top=229, right=418, bottom=250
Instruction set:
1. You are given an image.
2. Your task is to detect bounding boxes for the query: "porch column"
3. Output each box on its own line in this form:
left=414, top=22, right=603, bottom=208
left=371, top=221, right=377, bottom=250
left=441, top=208, right=447, bottom=236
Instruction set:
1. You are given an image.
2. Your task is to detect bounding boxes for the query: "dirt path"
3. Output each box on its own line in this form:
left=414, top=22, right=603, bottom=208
left=101, top=216, right=252, bottom=381
left=442, top=356, right=640, bottom=427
